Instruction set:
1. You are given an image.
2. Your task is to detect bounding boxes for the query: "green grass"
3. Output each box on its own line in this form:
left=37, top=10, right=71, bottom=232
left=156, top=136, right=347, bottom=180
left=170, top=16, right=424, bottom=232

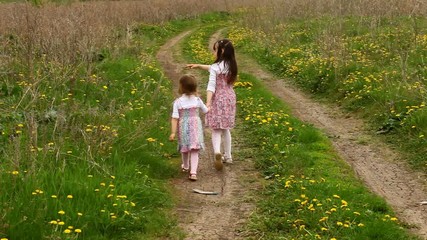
left=236, top=72, right=418, bottom=240
left=0, top=11, right=235, bottom=239
left=229, top=15, right=427, bottom=172
left=1, top=8, right=424, bottom=239
left=0, top=12, right=214, bottom=239
left=182, top=19, right=419, bottom=240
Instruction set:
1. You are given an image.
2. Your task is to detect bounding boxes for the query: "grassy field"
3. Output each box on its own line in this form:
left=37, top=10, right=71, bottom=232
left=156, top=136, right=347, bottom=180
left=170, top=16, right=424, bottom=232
left=182, top=22, right=419, bottom=239
left=0, top=7, right=205, bottom=239
left=1, top=0, right=426, bottom=239
left=228, top=4, right=427, bottom=172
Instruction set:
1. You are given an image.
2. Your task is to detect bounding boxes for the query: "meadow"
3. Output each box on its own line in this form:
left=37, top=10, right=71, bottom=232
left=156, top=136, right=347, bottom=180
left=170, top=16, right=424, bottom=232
left=0, top=0, right=426, bottom=239
left=229, top=0, right=427, bottom=171
left=0, top=0, right=244, bottom=238
left=182, top=22, right=418, bottom=239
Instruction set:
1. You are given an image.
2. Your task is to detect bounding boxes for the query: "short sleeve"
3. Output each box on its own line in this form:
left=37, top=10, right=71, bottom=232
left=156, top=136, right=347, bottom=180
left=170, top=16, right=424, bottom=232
left=171, top=100, right=179, bottom=119
left=197, top=97, right=208, bottom=113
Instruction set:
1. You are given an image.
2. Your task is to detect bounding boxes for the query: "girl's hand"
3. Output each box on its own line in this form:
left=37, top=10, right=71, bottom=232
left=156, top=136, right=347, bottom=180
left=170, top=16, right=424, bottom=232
left=186, top=64, right=198, bottom=69
left=169, top=133, right=175, bottom=141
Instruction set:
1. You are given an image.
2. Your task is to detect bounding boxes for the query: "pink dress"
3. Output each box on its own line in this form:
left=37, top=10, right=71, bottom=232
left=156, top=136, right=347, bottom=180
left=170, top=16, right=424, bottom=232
left=172, top=96, right=208, bottom=153
left=206, top=73, right=236, bottom=129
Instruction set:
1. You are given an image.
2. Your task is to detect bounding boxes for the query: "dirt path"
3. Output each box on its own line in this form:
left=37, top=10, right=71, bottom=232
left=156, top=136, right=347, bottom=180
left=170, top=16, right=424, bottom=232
left=157, top=29, right=427, bottom=239
left=234, top=43, right=427, bottom=238
left=157, top=31, right=259, bottom=240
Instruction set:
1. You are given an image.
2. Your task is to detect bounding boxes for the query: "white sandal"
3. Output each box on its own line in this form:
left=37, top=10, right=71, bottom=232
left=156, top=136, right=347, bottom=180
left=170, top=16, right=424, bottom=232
left=189, top=174, right=197, bottom=181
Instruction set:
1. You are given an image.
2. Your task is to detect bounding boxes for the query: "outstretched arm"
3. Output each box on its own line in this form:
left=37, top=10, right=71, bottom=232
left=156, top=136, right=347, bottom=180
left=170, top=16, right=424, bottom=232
left=186, top=64, right=210, bottom=71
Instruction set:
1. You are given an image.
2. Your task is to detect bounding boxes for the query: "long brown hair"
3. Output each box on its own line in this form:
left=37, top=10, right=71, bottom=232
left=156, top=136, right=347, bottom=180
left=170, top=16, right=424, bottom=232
left=213, top=39, right=238, bottom=84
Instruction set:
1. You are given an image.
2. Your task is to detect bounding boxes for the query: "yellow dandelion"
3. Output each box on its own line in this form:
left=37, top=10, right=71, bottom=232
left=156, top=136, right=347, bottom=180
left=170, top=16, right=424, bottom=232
left=49, top=220, right=58, bottom=225
left=58, top=221, right=65, bottom=225
left=51, top=195, right=57, bottom=198
left=63, top=229, right=71, bottom=234
left=67, top=195, right=73, bottom=199
left=75, top=229, right=82, bottom=233
left=58, top=210, right=65, bottom=215
left=11, top=171, right=19, bottom=175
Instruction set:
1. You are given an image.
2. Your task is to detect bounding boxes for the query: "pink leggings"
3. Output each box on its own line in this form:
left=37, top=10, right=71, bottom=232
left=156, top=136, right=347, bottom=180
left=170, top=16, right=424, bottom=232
left=211, top=129, right=232, bottom=159
left=181, top=150, right=199, bottom=175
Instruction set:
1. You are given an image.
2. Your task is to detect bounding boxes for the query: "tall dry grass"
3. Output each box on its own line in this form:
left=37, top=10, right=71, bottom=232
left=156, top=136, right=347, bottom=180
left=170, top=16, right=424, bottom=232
left=0, top=0, right=258, bottom=79
left=258, top=0, right=425, bottom=18
left=242, top=0, right=426, bottom=32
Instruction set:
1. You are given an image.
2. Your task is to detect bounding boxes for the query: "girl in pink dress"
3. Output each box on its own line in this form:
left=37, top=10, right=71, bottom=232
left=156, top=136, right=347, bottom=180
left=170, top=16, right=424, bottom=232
left=186, top=39, right=238, bottom=171
left=169, top=75, right=208, bottom=181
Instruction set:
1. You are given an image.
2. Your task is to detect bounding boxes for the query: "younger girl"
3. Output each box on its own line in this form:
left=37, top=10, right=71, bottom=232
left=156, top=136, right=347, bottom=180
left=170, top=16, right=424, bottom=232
left=169, top=75, right=208, bottom=181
